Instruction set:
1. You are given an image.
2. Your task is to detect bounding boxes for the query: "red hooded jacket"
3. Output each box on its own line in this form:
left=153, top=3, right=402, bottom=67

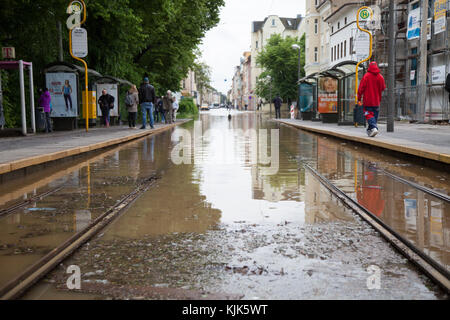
left=357, top=62, right=386, bottom=107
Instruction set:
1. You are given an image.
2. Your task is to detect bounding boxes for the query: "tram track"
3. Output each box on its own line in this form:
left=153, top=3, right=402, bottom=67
left=0, top=186, right=65, bottom=218
left=304, top=163, right=450, bottom=293
left=0, top=175, right=159, bottom=300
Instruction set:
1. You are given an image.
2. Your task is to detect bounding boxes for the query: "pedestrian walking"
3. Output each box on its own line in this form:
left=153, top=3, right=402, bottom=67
left=357, top=61, right=386, bottom=137
left=172, top=97, right=179, bottom=122
left=98, top=88, right=115, bottom=127
left=162, top=90, right=175, bottom=124
left=273, top=95, right=282, bottom=119
left=138, top=76, right=156, bottom=129
left=257, top=99, right=262, bottom=111
left=125, top=85, right=139, bottom=128
left=39, top=88, right=52, bottom=133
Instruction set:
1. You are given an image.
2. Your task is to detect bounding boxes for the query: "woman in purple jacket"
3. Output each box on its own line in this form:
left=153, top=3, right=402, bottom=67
left=39, top=88, right=52, bottom=133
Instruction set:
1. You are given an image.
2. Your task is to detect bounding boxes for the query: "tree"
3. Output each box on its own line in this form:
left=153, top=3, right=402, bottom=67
left=0, top=0, right=224, bottom=127
left=192, top=61, right=212, bottom=106
left=255, top=33, right=305, bottom=104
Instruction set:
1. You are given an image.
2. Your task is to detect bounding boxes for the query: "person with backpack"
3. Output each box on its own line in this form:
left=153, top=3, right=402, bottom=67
left=357, top=61, right=386, bottom=137
left=98, top=89, right=115, bottom=127
left=162, top=90, right=175, bottom=124
left=125, top=85, right=139, bottom=129
left=138, top=76, right=156, bottom=129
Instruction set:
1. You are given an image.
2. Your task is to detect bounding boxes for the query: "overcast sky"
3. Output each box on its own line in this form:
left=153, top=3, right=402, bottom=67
left=199, top=0, right=306, bottom=94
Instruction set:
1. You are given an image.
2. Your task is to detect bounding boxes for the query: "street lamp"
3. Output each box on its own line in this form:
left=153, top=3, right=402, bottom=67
left=266, top=75, right=272, bottom=117
left=292, top=44, right=301, bottom=119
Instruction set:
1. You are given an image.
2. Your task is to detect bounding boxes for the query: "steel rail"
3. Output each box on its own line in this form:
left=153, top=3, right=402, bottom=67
left=376, top=167, right=450, bottom=203
left=0, top=186, right=65, bottom=218
left=304, top=163, right=450, bottom=293
left=0, top=175, right=158, bottom=300
left=343, top=156, right=449, bottom=203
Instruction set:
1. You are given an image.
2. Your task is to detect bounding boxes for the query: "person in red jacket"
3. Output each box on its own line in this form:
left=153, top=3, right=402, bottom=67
left=357, top=61, right=386, bottom=137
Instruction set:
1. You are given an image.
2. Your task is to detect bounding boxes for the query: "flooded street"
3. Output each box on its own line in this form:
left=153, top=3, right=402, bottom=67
left=1, top=110, right=448, bottom=299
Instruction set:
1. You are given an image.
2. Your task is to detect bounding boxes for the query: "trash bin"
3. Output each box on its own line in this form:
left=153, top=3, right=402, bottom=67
left=353, top=104, right=365, bottom=127
left=35, top=107, right=46, bottom=131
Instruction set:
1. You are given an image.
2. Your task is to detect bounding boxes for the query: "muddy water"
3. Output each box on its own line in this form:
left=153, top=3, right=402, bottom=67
left=0, top=133, right=170, bottom=288
left=15, top=110, right=446, bottom=300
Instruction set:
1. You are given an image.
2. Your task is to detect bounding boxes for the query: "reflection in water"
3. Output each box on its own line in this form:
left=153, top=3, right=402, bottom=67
left=0, top=110, right=448, bottom=299
left=310, top=135, right=449, bottom=272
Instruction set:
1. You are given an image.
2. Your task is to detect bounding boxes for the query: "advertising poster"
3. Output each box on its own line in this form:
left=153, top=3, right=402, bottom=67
left=407, top=7, right=421, bottom=40
left=299, top=83, right=314, bottom=112
left=434, top=0, right=447, bottom=35
left=318, top=77, right=338, bottom=114
left=45, top=72, right=78, bottom=117
left=432, top=65, right=446, bottom=84
left=96, top=83, right=119, bottom=117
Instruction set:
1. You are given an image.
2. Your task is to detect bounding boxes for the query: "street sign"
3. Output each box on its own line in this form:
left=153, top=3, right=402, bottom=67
left=355, top=31, right=371, bottom=61
left=359, top=8, right=370, bottom=21
left=2, top=47, right=15, bottom=59
left=71, top=27, right=88, bottom=58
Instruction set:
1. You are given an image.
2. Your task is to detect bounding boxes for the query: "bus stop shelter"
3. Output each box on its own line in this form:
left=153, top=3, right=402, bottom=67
left=44, top=61, right=102, bottom=130
left=95, top=76, right=133, bottom=125
left=298, top=72, right=319, bottom=121
left=328, top=61, right=366, bottom=126
left=0, top=60, right=35, bottom=135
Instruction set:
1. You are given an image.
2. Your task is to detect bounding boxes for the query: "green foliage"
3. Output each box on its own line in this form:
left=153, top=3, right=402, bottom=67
left=0, top=0, right=224, bottom=127
left=255, top=33, right=305, bottom=103
left=177, top=97, right=198, bottom=118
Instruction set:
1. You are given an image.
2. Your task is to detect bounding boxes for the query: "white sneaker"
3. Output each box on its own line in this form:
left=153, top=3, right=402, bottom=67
left=367, top=129, right=372, bottom=137
left=370, top=128, right=378, bottom=137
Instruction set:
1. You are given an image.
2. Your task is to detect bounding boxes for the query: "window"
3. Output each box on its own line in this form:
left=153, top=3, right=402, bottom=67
left=332, top=26, right=334, bottom=33
left=345, top=17, right=347, bottom=25
left=341, top=42, right=343, bottom=58
left=272, top=19, right=275, bottom=26
left=344, top=40, right=347, bottom=57
left=314, top=47, right=318, bottom=62
left=315, top=0, right=318, bottom=5
left=315, top=19, right=318, bottom=34
left=334, top=46, right=336, bottom=61
left=338, top=22, right=340, bottom=29
left=337, top=43, right=340, bottom=59
left=411, top=47, right=418, bottom=86
left=350, top=37, right=353, bottom=54
left=331, top=48, right=334, bottom=61
left=256, top=41, right=258, bottom=49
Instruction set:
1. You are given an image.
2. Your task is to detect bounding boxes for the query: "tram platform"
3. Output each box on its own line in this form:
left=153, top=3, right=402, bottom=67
left=0, top=120, right=190, bottom=177
left=275, top=119, right=450, bottom=165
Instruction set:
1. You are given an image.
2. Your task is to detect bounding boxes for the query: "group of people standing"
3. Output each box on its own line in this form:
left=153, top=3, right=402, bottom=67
left=96, top=76, right=179, bottom=129
left=124, top=77, right=178, bottom=129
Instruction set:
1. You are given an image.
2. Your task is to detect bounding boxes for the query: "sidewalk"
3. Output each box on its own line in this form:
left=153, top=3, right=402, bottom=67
left=0, top=120, right=190, bottom=176
left=275, top=119, right=450, bottom=165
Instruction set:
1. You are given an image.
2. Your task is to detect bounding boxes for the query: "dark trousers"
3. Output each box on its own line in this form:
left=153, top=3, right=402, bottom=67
left=45, top=112, right=52, bottom=132
left=100, top=107, right=110, bottom=126
left=275, top=107, right=281, bottom=119
left=128, top=112, right=137, bottom=127
left=64, top=94, right=72, bottom=110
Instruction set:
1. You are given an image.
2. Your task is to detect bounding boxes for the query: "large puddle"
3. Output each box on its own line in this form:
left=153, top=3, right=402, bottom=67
left=0, top=110, right=448, bottom=299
